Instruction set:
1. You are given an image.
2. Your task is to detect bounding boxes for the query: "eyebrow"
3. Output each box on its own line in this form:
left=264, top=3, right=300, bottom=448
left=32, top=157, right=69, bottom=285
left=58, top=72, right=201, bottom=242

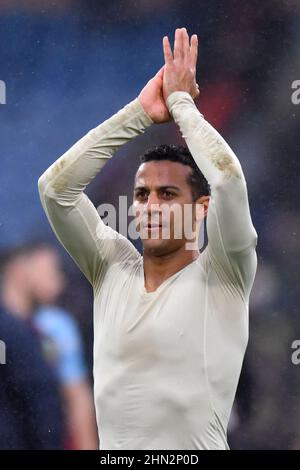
left=134, top=185, right=181, bottom=192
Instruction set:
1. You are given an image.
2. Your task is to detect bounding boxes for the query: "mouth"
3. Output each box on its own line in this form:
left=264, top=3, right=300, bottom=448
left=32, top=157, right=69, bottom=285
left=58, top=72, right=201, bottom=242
left=140, top=223, right=164, bottom=235
left=144, top=225, right=162, bottom=232
left=144, top=222, right=163, bottom=228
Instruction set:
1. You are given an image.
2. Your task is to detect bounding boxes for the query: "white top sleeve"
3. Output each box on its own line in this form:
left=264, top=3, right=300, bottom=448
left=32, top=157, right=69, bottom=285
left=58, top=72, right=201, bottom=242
left=166, top=91, right=258, bottom=299
left=38, top=98, right=153, bottom=287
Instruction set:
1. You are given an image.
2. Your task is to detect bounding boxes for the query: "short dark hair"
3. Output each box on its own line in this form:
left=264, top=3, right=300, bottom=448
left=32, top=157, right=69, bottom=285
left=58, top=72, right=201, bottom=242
left=139, top=144, right=210, bottom=201
left=0, top=240, right=55, bottom=278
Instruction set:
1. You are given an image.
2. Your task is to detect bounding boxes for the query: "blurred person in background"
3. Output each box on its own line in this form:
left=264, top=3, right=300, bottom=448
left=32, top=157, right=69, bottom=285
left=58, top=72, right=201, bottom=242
left=0, top=242, right=98, bottom=449
left=0, top=303, right=63, bottom=448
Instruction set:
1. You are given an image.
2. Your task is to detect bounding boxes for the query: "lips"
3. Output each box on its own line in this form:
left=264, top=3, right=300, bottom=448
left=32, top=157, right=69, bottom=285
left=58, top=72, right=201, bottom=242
left=140, top=220, right=163, bottom=229
left=140, top=224, right=164, bottom=235
left=139, top=216, right=167, bottom=233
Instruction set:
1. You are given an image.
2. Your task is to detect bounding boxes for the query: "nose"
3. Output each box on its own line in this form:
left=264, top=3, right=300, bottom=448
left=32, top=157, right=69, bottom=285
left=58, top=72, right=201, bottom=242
left=146, top=191, right=161, bottom=214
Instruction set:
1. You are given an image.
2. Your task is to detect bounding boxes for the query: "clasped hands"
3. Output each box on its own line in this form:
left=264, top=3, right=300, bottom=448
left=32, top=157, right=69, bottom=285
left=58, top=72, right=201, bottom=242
left=139, top=27, right=199, bottom=124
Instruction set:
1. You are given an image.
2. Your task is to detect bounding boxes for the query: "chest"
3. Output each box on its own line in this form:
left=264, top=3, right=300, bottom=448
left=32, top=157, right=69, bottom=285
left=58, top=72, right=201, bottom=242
left=93, top=264, right=208, bottom=369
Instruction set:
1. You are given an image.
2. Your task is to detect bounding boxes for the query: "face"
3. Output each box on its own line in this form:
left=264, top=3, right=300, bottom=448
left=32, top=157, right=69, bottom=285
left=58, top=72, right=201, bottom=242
left=133, top=160, right=209, bottom=256
left=25, top=248, right=66, bottom=304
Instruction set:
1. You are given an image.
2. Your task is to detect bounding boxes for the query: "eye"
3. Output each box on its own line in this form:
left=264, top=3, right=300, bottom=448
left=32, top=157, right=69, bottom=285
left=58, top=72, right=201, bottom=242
left=162, top=190, right=174, bottom=199
left=135, top=190, right=148, bottom=200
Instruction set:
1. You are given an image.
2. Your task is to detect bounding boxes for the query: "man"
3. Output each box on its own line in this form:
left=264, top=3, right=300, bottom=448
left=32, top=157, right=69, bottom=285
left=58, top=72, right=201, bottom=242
left=38, top=28, right=258, bottom=449
left=0, top=242, right=98, bottom=449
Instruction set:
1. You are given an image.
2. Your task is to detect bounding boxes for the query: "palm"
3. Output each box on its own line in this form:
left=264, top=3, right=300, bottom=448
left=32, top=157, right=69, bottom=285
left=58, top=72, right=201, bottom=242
left=138, top=67, right=171, bottom=124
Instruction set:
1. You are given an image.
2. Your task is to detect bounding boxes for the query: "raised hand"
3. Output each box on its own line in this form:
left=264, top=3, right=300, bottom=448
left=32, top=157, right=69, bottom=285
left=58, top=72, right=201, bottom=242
left=162, top=28, right=200, bottom=101
left=138, top=66, right=172, bottom=124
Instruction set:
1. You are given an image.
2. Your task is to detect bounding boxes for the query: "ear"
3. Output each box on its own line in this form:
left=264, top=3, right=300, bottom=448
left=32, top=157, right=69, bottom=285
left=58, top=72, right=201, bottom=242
left=195, top=195, right=210, bottom=221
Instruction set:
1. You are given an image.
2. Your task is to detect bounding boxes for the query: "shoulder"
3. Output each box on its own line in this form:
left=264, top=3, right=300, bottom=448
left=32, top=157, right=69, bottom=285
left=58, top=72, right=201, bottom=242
left=34, top=305, right=81, bottom=345
left=201, top=243, right=257, bottom=302
left=0, top=306, right=35, bottom=344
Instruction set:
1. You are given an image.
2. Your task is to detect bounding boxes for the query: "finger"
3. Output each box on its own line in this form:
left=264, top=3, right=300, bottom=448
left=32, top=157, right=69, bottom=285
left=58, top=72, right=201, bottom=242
left=181, top=27, right=190, bottom=60
left=174, top=28, right=183, bottom=61
left=155, top=66, right=164, bottom=80
left=190, top=34, right=198, bottom=67
left=191, top=84, right=200, bottom=99
left=163, top=36, right=173, bottom=65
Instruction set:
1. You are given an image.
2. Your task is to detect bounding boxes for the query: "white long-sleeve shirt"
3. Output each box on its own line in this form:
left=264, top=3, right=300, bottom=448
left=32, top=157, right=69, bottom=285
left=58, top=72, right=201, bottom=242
left=38, top=91, right=258, bottom=450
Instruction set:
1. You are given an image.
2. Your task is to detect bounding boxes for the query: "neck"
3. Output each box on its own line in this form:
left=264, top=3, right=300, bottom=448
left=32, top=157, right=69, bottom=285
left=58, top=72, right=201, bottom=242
left=143, top=243, right=200, bottom=293
left=1, top=281, right=33, bottom=319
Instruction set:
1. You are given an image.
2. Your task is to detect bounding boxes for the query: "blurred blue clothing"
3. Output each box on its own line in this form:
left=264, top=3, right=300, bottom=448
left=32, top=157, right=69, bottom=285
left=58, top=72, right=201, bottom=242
left=0, top=305, right=64, bottom=449
left=33, top=305, right=87, bottom=386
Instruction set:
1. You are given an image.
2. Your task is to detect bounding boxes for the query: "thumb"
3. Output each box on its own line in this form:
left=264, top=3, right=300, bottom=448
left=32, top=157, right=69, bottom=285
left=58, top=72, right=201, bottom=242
left=154, top=66, right=164, bottom=80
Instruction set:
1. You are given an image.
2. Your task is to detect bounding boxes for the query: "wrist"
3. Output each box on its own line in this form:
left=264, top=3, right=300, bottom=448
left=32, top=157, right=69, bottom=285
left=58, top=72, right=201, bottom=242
left=135, top=97, right=155, bottom=125
left=166, top=91, right=194, bottom=109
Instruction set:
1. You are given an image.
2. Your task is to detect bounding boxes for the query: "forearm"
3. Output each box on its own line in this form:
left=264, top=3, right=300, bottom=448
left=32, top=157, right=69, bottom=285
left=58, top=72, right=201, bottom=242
left=37, top=98, right=152, bottom=286
left=38, top=98, right=153, bottom=203
left=166, top=91, right=243, bottom=186
left=166, top=91, right=257, bottom=254
left=64, top=382, right=98, bottom=450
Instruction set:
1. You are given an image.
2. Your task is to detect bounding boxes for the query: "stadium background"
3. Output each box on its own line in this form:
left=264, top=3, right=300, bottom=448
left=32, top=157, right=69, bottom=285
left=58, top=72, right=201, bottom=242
left=0, top=0, right=299, bottom=449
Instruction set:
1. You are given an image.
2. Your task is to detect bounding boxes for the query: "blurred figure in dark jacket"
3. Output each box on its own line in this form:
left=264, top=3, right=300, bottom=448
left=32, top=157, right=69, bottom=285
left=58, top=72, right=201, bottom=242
left=0, top=241, right=98, bottom=449
left=0, top=304, right=63, bottom=449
